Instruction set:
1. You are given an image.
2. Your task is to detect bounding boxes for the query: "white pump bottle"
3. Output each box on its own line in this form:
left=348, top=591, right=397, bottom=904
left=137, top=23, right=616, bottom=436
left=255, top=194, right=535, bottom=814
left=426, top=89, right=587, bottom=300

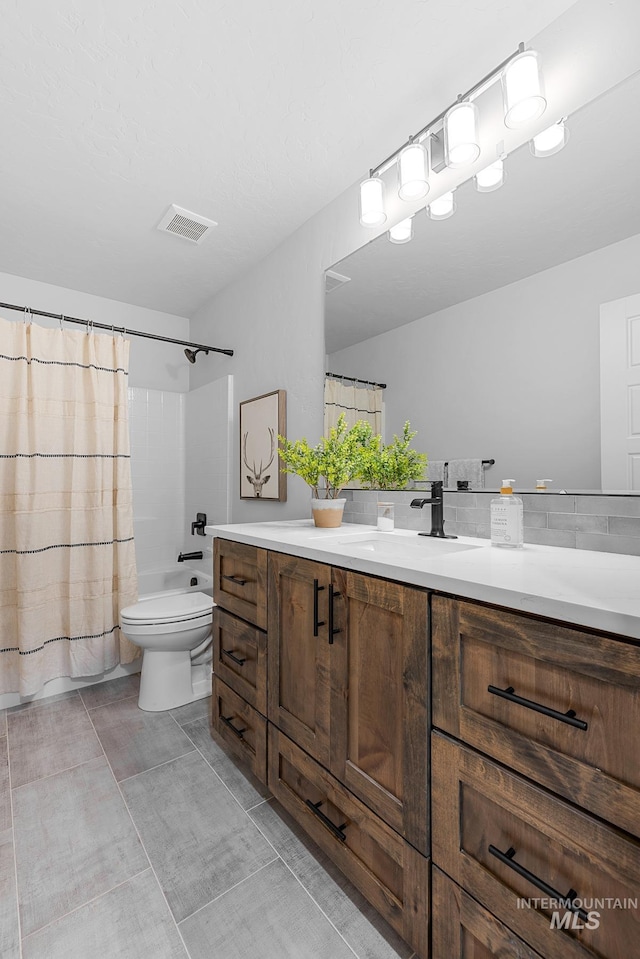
left=490, top=479, right=524, bottom=548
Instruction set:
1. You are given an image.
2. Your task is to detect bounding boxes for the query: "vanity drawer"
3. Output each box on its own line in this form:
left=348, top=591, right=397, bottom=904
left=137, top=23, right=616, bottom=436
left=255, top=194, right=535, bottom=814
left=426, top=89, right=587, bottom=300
left=268, top=725, right=429, bottom=959
left=432, top=732, right=640, bottom=959
left=212, top=676, right=267, bottom=786
left=212, top=607, right=267, bottom=715
left=213, top=538, right=267, bottom=629
left=431, top=596, right=640, bottom=838
left=432, top=866, right=545, bottom=959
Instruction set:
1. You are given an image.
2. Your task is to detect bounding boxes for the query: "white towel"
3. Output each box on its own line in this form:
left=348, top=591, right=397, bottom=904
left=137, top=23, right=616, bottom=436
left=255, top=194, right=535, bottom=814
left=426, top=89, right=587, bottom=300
left=427, top=460, right=446, bottom=483
left=447, top=458, right=484, bottom=489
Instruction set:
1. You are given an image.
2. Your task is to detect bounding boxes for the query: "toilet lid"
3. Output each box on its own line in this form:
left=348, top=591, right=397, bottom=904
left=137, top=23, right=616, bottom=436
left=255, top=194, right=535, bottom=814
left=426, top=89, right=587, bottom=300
left=120, top=591, right=213, bottom=624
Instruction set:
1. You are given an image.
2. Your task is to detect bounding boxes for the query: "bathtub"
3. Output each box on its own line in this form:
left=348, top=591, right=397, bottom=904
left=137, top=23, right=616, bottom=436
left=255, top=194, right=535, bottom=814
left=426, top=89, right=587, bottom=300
left=137, top=565, right=213, bottom=599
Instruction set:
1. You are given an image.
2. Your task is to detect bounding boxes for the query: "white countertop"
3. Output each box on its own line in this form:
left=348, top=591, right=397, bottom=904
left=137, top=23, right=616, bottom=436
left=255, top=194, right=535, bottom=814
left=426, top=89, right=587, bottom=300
left=205, top=520, right=640, bottom=640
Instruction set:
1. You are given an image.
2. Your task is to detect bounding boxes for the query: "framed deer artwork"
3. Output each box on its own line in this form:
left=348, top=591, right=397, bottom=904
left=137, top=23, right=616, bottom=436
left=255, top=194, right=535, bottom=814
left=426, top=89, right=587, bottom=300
left=239, top=389, right=287, bottom=500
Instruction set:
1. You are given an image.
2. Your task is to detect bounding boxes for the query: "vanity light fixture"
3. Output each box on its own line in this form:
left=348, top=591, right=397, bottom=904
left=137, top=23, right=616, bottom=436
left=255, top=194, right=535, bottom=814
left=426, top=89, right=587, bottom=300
left=444, top=100, right=480, bottom=168
left=530, top=118, right=569, bottom=157
left=427, top=190, right=456, bottom=220
left=388, top=216, right=414, bottom=244
left=359, top=42, right=546, bottom=229
left=397, top=142, right=429, bottom=200
left=474, top=157, right=506, bottom=192
left=359, top=176, right=387, bottom=227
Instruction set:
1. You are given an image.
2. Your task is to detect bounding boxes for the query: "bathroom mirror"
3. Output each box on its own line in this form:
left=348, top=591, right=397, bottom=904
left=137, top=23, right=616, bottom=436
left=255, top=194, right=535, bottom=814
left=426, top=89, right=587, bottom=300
left=324, top=72, right=640, bottom=491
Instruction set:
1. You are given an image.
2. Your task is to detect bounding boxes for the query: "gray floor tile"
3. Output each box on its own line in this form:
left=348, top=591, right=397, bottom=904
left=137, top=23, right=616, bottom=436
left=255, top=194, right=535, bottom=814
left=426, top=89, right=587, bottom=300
left=7, top=689, right=79, bottom=715
left=180, top=857, right=357, bottom=959
left=8, top=696, right=102, bottom=788
left=78, top=672, right=141, bottom=709
left=89, top=697, right=194, bottom=781
left=21, top=869, right=188, bottom=959
left=0, top=829, right=19, bottom=959
left=250, top=800, right=413, bottom=959
left=183, top=717, right=270, bottom=809
left=0, top=737, right=10, bottom=832
left=0, top=711, right=6, bottom=738
left=169, top=696, right=211, bottom=727
left=120, top=751, right=276, bottom=923
left=13, top=756, right=148, bottom=937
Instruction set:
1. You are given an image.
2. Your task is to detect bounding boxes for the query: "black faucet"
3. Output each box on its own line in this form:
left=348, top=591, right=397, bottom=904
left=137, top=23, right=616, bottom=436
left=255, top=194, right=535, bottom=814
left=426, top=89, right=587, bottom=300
left=191, top=512, right=207, bottom=536
left=178, top=551, right=204, bottom=562
left=410, top=481, right=457, bottom=539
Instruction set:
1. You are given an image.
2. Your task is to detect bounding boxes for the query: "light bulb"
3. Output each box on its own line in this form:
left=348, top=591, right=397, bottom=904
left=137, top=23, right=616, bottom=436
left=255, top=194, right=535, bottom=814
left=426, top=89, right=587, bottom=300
left=359, top=177, right=387, bottom=227
left=474, top=158, right=505, bottom=193
left=427, top=190, right=456, bottom=220
left=388, top=217, right=414, bottom=244
left=502, top=50, right=546, bottom=128
left=530, top=119, right=568, bottom=157
left=445, top=101, right=480, bottom=168
left=397, top=142, right=429, bottom=201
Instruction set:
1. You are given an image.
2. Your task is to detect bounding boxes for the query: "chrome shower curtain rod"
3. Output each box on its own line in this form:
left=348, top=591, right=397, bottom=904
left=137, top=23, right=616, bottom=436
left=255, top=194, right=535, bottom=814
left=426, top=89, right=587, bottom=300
left=0, top=300, right=234, bottom=356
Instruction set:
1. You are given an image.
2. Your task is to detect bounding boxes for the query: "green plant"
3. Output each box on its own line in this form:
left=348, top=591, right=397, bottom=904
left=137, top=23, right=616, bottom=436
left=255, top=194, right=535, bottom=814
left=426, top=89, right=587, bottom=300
left=278, top=414, right=375, bottom=499
left=359, top=421, right=427, bottom=490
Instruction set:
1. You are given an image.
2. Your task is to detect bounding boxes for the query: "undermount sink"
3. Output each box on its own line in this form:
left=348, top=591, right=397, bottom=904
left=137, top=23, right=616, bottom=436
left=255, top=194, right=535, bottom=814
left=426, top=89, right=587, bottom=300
left=325, top=531, right=482, bottom=559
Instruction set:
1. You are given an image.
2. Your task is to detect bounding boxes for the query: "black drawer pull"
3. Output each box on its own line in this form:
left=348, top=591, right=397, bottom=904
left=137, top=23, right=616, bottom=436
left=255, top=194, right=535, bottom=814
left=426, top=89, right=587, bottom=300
left=328, top=584, right=342, bottom=645
left=220, top=715, right=247, bottom=740
left=222, top=574, right=247, bottom=586
left=489, top=845, right=588, bottom=923
left=222, top=648, right=246, bottom=666
left=313, top=578, right=325, bottom=637
left=305, top=799, right=348, bottom=842
left=488, top=685, right=588, bottom=730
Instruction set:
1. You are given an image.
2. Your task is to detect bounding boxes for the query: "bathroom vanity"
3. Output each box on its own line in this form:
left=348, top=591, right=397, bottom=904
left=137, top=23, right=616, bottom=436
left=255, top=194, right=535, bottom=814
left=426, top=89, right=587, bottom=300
left=207, top=520, right=640, bottom=959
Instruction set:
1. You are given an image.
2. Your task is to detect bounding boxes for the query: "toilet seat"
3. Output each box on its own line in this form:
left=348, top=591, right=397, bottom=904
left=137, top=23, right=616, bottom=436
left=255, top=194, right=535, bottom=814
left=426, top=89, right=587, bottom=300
left=121, top=591, right=213, bottom=626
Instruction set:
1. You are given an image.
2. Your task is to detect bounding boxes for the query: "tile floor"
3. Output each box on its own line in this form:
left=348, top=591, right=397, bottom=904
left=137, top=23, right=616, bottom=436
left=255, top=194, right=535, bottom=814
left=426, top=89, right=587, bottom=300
left=0, top=674, right=415, bottom=959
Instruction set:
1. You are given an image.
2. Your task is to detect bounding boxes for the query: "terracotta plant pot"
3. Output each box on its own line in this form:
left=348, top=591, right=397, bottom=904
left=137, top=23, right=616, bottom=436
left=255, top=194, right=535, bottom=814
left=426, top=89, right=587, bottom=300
left=311, top=497, right=346, bottom=528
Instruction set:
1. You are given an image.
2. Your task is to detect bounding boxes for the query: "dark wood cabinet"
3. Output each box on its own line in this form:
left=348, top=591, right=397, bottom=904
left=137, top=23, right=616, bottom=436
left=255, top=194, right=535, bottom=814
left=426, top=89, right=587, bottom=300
left=212, top=606, right=267, bottom=716
left=212, top=675, right=267, bottom=784
left=214, top=538, right=267, bottom=630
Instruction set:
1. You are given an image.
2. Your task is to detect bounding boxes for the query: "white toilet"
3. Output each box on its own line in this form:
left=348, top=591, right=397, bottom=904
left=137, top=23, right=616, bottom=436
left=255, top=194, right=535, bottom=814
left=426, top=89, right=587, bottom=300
left=120, top=589, right=214, bottom=712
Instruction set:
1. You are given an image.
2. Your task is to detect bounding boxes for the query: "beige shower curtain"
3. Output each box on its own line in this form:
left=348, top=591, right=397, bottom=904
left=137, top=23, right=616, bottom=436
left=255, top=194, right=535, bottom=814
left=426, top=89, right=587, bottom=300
left=0, top=316, right=139, bottom=697
left=323, top=376, right=383, bottom=436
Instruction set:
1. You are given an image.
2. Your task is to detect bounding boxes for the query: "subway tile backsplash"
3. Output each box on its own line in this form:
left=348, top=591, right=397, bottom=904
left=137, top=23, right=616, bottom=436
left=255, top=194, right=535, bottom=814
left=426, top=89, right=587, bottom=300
left=342, top=489, right=640, bottom=556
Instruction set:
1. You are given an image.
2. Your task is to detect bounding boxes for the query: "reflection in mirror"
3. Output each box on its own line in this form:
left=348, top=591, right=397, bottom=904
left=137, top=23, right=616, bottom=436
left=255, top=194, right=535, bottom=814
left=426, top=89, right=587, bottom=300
left=325, top=73, right=640, bottom=491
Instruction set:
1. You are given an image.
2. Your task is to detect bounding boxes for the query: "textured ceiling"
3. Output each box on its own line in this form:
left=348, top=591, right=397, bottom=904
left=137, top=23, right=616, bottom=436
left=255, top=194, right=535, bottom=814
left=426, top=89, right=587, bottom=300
left=325, top=71, right=640, bottom=354
left=0, top=0, right=574, bottom=318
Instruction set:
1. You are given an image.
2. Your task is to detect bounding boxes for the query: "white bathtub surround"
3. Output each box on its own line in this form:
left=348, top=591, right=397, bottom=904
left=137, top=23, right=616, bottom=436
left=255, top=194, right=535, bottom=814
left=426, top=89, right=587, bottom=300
left=0, top=319, right=139, bottom=697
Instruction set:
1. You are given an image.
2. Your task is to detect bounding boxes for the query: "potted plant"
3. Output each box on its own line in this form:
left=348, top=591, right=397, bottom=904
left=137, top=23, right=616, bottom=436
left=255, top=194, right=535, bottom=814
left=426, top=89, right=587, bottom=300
left=278, top=414, right=374, bottom=527
left=359, top=421, right=427, bottom=490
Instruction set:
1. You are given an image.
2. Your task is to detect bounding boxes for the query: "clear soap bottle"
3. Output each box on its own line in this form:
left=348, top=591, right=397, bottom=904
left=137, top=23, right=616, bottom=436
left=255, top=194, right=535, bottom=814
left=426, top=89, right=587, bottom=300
left=490, top=479, right=524, bottom=548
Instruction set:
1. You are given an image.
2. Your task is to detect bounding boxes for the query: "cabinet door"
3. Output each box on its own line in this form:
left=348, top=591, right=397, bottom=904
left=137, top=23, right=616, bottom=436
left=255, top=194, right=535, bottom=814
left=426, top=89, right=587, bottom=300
left=330, top=568, right=429, bottom=853
left=267, top=552, right=332, bottom=767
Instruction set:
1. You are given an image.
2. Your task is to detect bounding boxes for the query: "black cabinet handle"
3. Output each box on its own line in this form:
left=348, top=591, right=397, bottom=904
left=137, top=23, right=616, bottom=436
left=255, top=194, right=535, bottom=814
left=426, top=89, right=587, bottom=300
left=220, top=715, right=247, bottom=740
left=305, top=799, right=348, bottom=842
left=313, top=578, right=326, bottom=637
left=328, top=584, right=342, bottom=645
left=488, top=685, right=588, bottom=731
left=222, top=648, right=246, bottom=666
left=222, top=574, right=246, bottom=586
left=489, top=845, right=588, bottom=922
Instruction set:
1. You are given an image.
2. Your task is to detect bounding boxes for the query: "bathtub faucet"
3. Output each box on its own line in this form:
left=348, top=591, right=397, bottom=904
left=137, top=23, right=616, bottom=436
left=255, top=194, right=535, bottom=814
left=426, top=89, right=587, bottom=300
left=178, top=551, right=204, bottom=562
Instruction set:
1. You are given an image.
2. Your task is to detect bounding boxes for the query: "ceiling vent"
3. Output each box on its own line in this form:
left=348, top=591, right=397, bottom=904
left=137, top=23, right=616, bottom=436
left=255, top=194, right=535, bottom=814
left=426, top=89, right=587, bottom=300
left=325, top=269, right=351, bottom=294
left=157, top=205, right=218, bottom=244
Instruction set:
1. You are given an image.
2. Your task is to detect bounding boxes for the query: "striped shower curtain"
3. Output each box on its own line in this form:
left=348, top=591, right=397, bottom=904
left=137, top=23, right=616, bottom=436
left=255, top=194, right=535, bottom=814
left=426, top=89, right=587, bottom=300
left=0, top=317, right=139, bottom=697
left=323, top=377, right=383, bottom=436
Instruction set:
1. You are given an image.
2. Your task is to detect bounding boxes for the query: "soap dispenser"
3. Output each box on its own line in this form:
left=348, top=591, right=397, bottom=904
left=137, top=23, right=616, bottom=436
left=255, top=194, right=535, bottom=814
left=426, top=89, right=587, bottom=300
left=490, top=479, right=524, bottom=548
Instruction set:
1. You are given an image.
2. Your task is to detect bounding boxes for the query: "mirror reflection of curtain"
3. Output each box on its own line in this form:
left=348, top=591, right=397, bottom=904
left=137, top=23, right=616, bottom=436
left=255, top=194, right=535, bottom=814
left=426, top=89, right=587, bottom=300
left=323, top=377, right=383, bottom=437
left=0, top=317, right=139, bottom=696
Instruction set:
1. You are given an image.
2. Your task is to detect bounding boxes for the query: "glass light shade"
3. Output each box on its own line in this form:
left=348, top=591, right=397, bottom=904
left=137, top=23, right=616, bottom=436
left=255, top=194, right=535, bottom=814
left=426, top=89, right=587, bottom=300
left=444, top=101, right=480, bottom=168
left=388, top=217, right=414, bottom=244
left=427, top=190, right=456, bottom=220
left=502, top=50, right=547, bottom=128
left=359, top=176, right=387, bottom=227
left=397, top=142, right=429, bottom=200
left=530, top=120, right=569, bottom=157
left=474, top=158, right=505, bottom=193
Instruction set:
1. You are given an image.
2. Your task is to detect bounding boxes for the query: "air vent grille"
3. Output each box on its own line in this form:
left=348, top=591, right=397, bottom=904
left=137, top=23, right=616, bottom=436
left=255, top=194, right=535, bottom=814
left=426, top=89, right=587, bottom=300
left=157, top=205, right=218, bottom=244
left=325, top=269, right=351, bottom=293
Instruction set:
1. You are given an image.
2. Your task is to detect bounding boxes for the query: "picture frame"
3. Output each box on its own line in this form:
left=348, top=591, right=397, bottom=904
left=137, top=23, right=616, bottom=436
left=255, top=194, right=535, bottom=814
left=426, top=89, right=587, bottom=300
left=239, top=389, right=287, bottom=501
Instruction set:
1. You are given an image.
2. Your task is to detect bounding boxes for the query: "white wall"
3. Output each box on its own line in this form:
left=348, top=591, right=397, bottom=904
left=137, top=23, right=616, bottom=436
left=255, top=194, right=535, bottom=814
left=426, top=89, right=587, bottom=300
left=328, top=232, right=640, bottom=490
